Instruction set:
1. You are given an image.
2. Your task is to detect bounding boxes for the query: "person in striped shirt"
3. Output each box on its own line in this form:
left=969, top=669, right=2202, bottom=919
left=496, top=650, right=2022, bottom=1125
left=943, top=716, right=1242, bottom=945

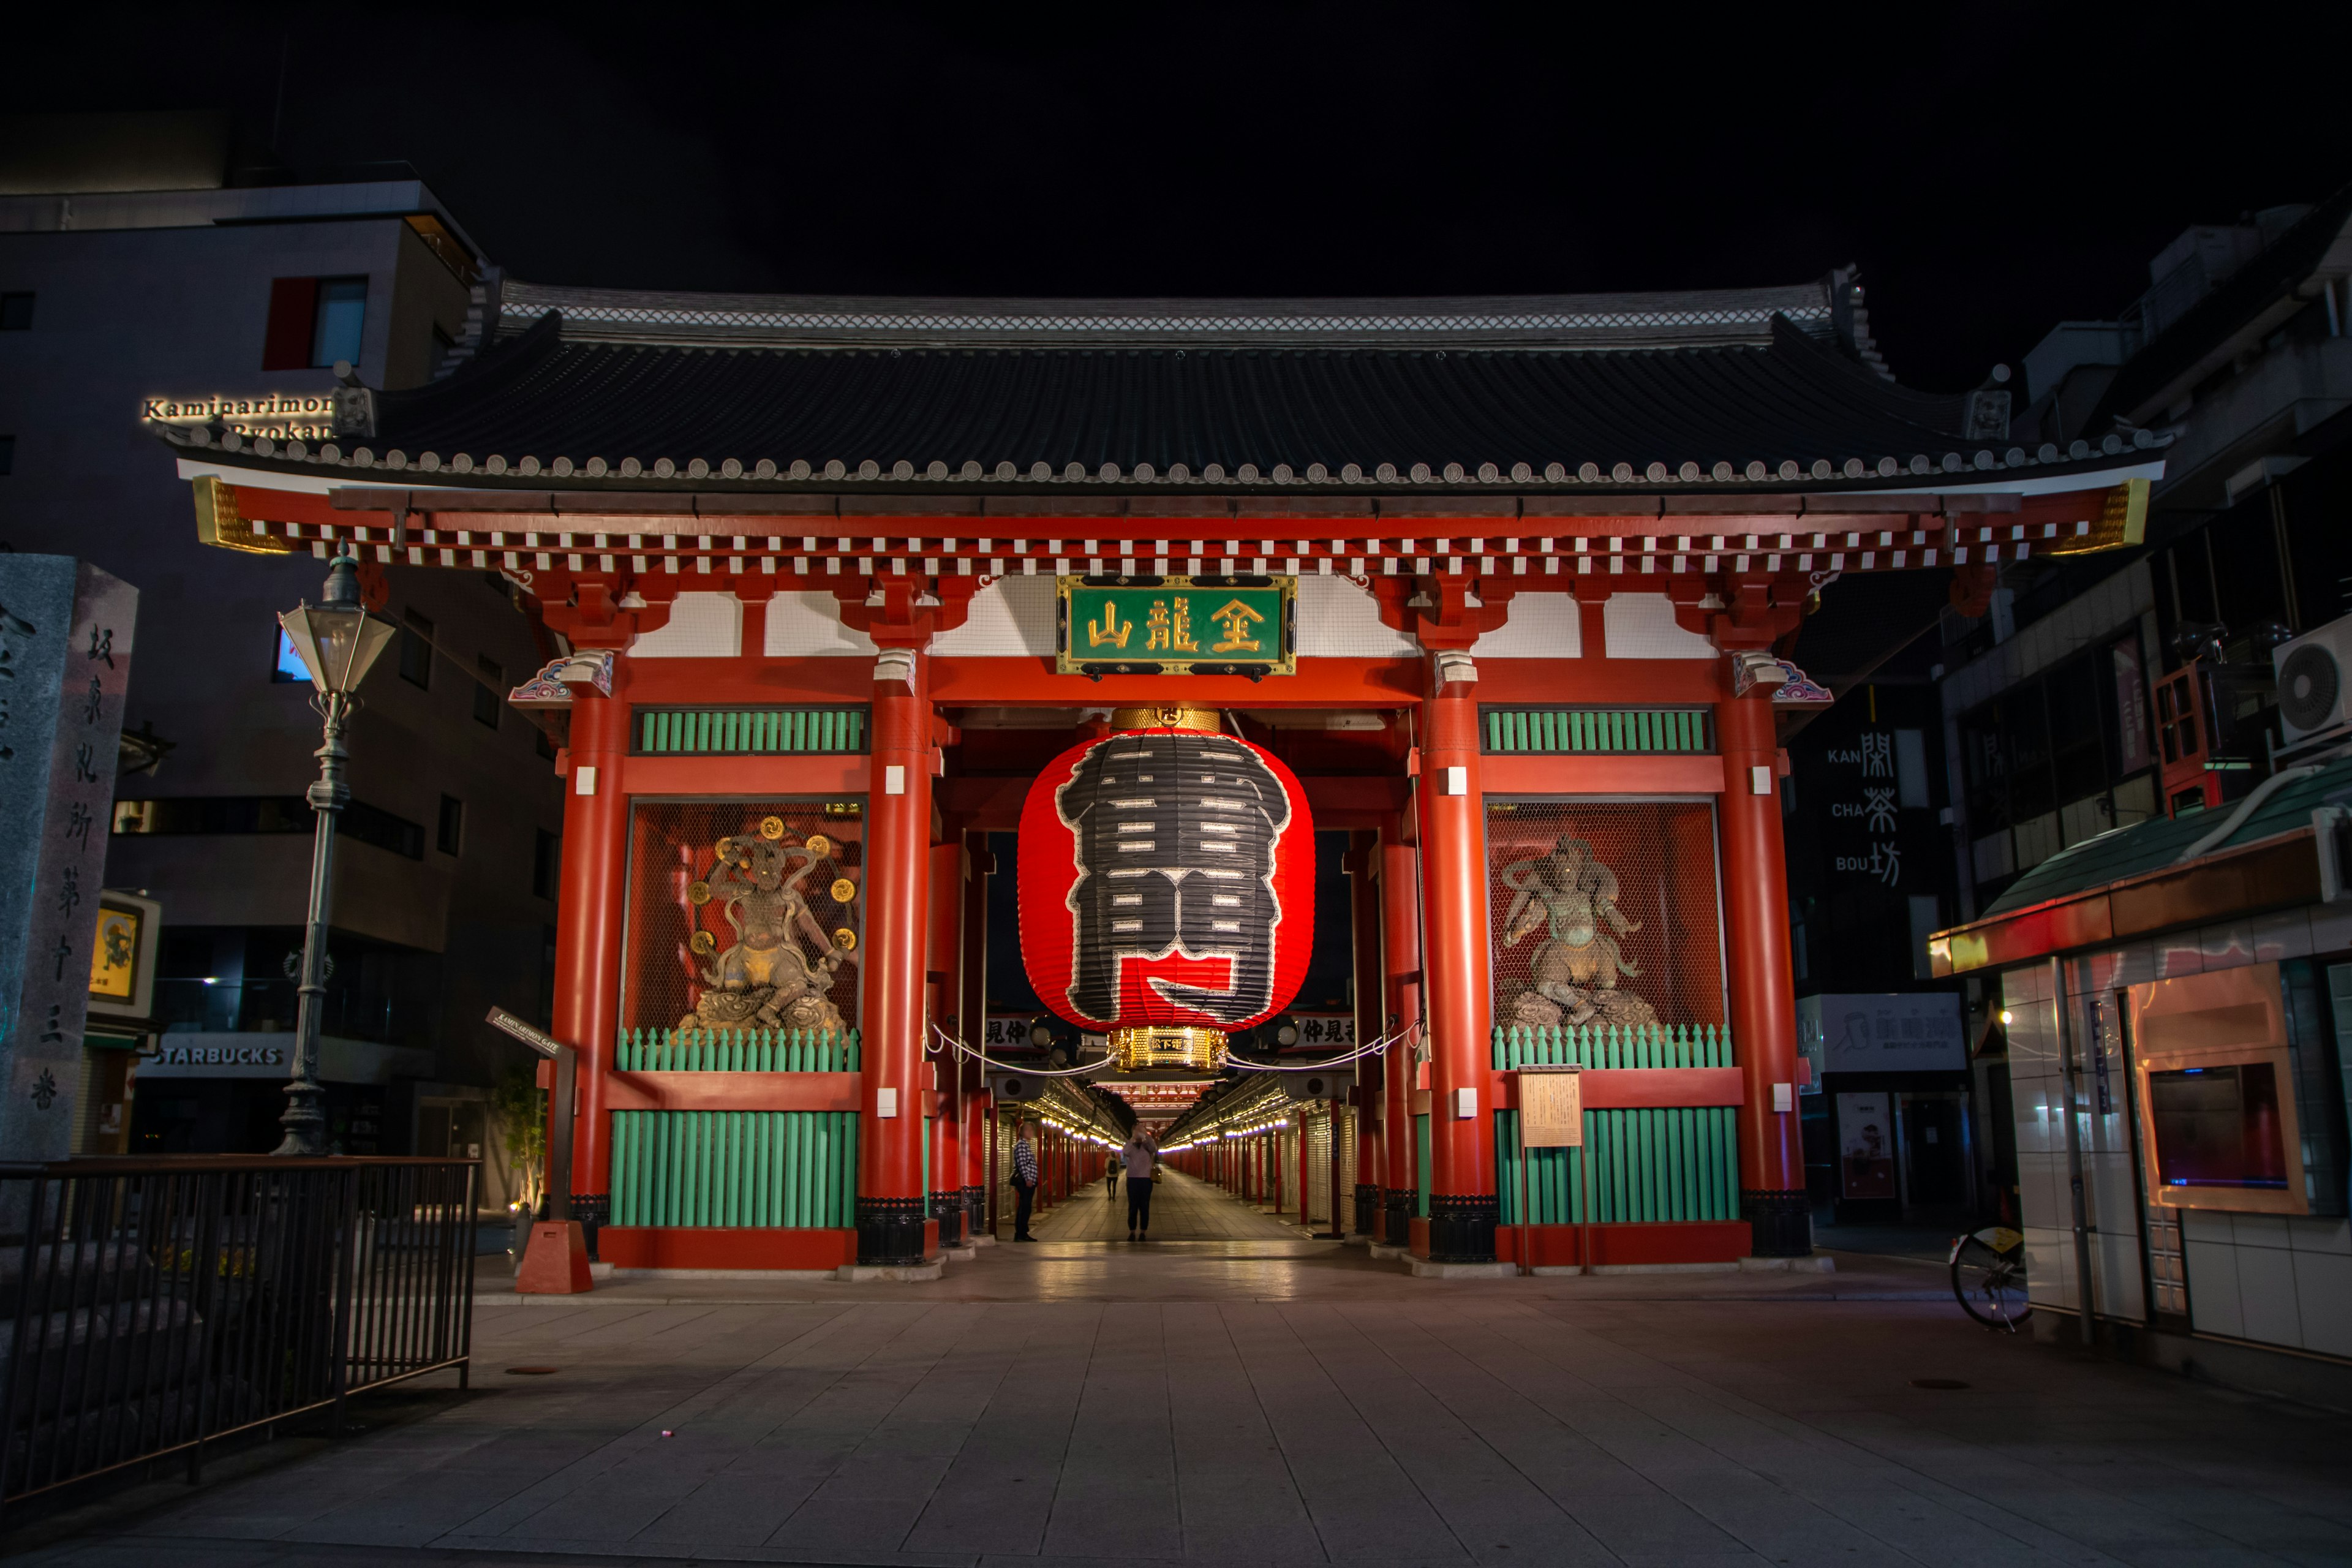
left=1011, top=1120, right=1040, bottom=1242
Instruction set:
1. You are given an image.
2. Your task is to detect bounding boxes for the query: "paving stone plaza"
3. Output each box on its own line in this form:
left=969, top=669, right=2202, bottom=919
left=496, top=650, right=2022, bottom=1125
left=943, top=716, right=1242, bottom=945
left=14, top=1174, right=2351, bottom=1568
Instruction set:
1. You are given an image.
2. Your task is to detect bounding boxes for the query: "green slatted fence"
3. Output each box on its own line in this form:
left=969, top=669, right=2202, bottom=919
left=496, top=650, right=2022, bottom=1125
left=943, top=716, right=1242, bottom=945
left=1492, top=1022, right=1738, bottom=1225
left=1491, top=1022, right=1730, bottom=1070
left=633, top=706, right=869, bottom=755
left=617, top=1027, right=861, bottom=1071
left=1481, top=706, right=1712, bottom=755
left=609, top=1110, right=859, bottom=1227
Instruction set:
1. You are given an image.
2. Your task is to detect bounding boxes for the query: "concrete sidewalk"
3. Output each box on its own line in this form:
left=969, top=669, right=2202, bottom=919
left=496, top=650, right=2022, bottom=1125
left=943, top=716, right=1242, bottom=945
left=13, top=1250, right=2350, bottom=1568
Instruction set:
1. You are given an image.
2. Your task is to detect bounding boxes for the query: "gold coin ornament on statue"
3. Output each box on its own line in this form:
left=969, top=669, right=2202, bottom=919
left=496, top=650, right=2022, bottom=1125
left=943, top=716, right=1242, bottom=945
left=686, top=879, right=712, bottom=905
left=831, top=927, right=858, bottom=951
left=714, top=837, right=736, bottom=864
left=804, top=833, right=832, bottom=859
left=759, top=816, right=786, bottom=840
left=689, top=930, right=717, bottom=956
left=830, top=877, right=858, bottom=903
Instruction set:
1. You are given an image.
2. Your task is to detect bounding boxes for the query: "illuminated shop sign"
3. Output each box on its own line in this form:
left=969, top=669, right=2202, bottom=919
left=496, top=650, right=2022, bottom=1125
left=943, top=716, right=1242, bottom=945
left=139, top=391, right=359, bottom=443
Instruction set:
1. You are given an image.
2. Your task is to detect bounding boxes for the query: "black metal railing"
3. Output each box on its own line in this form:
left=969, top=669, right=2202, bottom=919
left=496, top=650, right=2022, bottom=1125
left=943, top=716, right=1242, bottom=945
left=0, top=1156, right=477, bottom=1510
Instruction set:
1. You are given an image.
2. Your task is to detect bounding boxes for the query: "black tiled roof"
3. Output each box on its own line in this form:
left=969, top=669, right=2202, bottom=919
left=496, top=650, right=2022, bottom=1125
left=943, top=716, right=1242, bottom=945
left=163, top=276, right=2171, bottom=495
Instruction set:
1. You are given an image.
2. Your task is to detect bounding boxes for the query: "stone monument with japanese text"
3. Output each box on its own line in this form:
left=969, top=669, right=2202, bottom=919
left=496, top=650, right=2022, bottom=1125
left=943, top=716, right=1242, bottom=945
left=0, top=556, right=137, bottom=1163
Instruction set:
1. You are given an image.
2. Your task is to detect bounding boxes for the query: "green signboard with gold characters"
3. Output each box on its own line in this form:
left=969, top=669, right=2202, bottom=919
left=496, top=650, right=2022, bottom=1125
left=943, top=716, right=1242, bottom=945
left=1055, top=575, right=1297, bottom=677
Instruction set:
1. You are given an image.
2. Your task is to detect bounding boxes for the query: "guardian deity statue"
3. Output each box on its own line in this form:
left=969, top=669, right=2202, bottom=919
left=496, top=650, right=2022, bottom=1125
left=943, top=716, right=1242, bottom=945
left=678, top=818, right=858, bottom=1033
left=1498, top=833, right=1659, bottom=1030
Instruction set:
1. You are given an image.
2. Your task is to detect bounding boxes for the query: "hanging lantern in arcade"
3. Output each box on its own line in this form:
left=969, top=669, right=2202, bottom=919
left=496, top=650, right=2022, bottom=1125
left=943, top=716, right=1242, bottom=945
left=1018, top=705, right=1314, bottom=1071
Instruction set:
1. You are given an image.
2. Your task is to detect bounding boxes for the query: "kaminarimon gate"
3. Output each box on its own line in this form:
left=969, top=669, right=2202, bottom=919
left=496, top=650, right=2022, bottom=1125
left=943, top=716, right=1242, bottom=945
left=170, top=277, right=2161, bottom=1279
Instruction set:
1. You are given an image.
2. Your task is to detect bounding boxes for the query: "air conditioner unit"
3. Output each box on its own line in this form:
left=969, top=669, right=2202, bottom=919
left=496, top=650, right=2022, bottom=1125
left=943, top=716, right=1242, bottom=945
left=987, top=1072, right=1046, bottom=1103
left=2274, top=615, right=2352, bottom=744
left=1283, top=1068, right=1355, bottom=1102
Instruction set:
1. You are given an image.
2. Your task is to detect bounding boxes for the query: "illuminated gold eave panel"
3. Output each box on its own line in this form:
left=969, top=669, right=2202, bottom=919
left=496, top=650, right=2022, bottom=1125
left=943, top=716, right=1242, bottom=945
left=192, top=475, right=300, bottom=556
left=2038, top=477, right=2148, bottom=559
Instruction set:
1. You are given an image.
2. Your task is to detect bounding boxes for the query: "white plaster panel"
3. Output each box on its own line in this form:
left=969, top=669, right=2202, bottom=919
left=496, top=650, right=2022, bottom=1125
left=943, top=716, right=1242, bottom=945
left=2187, top=1240, right=2244, bottom=1337
left=1469, top=591, right=1580, bottom=658
left=2236, top=1242, right=2304, bottom=1347
left=930, top=575, right=1055, bottom=657
left=2294, top=1251, right=2352, bottom=1357
left=2231, top=1212, right=2291, bottom=1248
left=2016, top=1148, right=2062, bottom=1222
left=2024, top=1224, right=2075, bottom=1310
left=2105, top=941, right=2160, bottom=992
left=2307, top=904, right=2352, bottom=957
left=2291, top=1217, right=2352, bottom=1256
left=630, top=590, right=741, bottom=658
left=2249, top=909, right=2313, bottom=963
left=1600, top=592, right=1714, bottom=658
left=764, top=592, right=877, bottom=657
left=2092, top=1229, right=2145, bottom=1322
left=2068, top=951, right=2122, bottom=997
left=2182, top=1209, right=2230, bottom=1245
left=2152, top=935, right=2206, bottom=977
left=1297, top=575, right=1421, bottom=657
left=2003, top=964, right=2050, bottom=1006
left=2198, top=922, right=2256, bottom=969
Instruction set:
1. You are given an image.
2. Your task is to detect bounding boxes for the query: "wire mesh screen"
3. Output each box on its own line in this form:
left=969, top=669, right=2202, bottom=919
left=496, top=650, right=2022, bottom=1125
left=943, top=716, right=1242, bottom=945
left=624, top=800, right=865, bottom=1036
left=1486, top=801, right=1723, bottom=1033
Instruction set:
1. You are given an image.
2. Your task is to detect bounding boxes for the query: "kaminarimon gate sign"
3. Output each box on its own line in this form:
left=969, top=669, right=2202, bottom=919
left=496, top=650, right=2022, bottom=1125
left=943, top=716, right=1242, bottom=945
left=166, top=276, right=2161, bottom=1278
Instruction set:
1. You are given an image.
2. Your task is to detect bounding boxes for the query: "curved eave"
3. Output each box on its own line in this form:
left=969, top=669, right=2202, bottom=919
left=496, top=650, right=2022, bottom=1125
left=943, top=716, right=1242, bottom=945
left=160, top=435, right=2166, bottom=505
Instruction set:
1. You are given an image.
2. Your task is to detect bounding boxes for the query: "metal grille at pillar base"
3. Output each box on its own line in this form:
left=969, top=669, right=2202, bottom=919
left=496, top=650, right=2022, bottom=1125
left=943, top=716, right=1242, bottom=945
left=1740, top=1189, right=1814, bottom=1257
left=1384, top=1190, right=1414, bottom=1247
left=1427, top=1194, right=1502, bottom=1264
left=855, top=1197, right=932, bottom=1266
left=1354, top=1183, right=1382, bottom=1236
left=930, top=1191, right=966, bottom=1245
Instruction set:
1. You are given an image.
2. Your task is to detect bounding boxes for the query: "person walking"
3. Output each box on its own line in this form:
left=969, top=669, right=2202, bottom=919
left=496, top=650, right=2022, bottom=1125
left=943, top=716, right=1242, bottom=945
left=1011, top=1120, right=1040, bottom=1242
left=1122, top=1131, right=1158, bottom=1240
left=1105, top=1150, right=1120, bottom=1201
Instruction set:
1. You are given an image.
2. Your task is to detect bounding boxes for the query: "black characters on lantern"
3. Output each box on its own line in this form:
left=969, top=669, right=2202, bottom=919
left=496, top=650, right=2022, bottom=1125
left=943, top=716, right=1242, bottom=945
left=1056, top=732, right=1292, bottom=1025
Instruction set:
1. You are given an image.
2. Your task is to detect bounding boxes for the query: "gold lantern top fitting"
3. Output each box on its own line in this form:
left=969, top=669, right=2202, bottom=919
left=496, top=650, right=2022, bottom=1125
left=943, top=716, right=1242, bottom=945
left=1110, top=1025, right=1227, bottom=1072
left=1109, top=704, right=1223, bottom=733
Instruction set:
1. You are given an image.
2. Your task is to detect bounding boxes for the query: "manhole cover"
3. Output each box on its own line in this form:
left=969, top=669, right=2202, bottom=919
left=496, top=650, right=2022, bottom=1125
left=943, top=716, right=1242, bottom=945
left=505, top=1366, right=560, bottom=1376
left=1910, top=1378, right=1970, bottom=1390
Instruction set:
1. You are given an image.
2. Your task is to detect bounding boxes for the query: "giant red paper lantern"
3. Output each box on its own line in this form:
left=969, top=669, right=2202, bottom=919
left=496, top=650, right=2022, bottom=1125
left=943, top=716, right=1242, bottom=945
left=1019, top=707, right=1314, bottom=1070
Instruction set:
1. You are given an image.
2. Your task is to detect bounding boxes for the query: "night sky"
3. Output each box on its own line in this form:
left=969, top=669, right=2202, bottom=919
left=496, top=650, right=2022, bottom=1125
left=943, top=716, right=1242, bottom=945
left=27, top=5, right=2347, bottom=393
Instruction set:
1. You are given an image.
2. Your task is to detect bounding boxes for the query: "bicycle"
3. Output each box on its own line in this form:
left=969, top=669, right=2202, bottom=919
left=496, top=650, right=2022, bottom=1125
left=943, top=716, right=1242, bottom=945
left=1949, top=1226, right=2030, bottom=1330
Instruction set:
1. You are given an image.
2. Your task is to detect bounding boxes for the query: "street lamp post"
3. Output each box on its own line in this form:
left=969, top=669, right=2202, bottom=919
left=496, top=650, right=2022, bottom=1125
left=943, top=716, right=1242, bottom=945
left=273, top=553, right=396, bottom=1156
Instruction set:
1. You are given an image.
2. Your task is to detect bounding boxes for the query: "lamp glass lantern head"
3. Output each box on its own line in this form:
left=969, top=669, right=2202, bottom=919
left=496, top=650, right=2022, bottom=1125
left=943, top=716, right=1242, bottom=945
left=279, top=554, right=396, bottom=697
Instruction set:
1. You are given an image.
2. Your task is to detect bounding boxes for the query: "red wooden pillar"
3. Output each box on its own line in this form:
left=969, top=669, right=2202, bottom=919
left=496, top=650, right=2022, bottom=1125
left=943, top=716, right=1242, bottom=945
left=1295, top=1111, right=1308, bottom=1224
left=959, top=834, right=992, bottom=1238
left=550, top=663, right=630, bottom=1225
left=1348, top=832, right=1383, bottom=1236
left=1415, top=662, right=1497, bottom=1262
left=855, top=655, right=936, bottom=1266
left=1717, top=687, right=1811, bottom=1256
left=1379, top=822, right=1420, bottom=1248
left=927, top=840, right=963, bottom=1246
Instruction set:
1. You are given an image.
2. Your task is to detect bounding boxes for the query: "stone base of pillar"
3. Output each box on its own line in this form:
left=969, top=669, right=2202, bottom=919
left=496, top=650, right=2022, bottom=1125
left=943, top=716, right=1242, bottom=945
left=1741, top=1188, right=1814, bottom=1257
left=930, top=1191, right=965, bottom=1247
left=856, top=1196, right=931, bottom=1267
left=1383, top=1188, right=1413, bottom=1248
left=1427, top=1193, right=1499, bottom=1264
left=564, top=1193, right=609, bottom=1259
left=1353, top=1183, right=1381, bottom=1237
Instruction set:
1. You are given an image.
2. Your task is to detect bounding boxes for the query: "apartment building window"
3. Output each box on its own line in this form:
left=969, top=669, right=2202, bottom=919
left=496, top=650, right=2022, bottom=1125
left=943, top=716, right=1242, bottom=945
left=473, top=656, right=502, bottom=728
left=437, top=795, right=465, bottom=857
left=1960, top=638, right=2160, bottom=902
left=532, top=828, right=560, bottom=900
left=398, top=611, right=433, bottom=688
left=261, top=276, right=368, bottom=372
left=0, top=293, right=32, bottom=331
